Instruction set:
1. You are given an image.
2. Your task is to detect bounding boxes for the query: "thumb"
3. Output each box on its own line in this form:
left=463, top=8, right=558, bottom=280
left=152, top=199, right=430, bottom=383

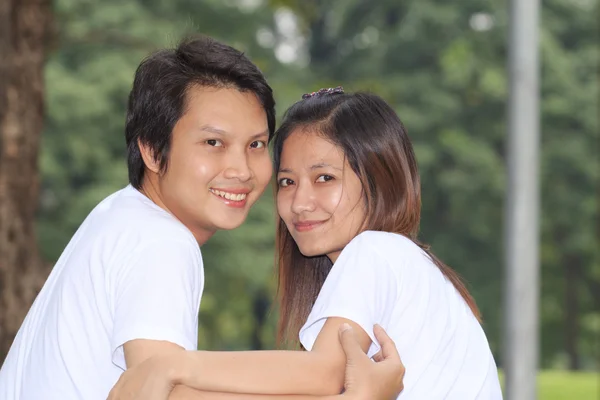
left=339, top=323, right=365, bottom=362
left=372, top=350, right=384, bottom=362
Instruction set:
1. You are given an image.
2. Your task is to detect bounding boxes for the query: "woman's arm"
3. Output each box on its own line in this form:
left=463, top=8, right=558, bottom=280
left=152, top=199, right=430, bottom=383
left=171, top=317, right=372, bottom=396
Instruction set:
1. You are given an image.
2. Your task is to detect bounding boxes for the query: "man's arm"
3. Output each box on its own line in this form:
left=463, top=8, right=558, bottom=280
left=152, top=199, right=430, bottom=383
left=120, top=339, right=342, bottom=400
left=179, top=318, right=370, bottom=396
left=179, top=324, right=405, bottom=400
left=110, top=238, right=202, bottom=371
left=170, top=387, right=336, bottom=400
left=122, top=341, right=340, bottom=400
left=119, top=316, right=370, bottom=398
left=109, top=324, right=404, bottom=400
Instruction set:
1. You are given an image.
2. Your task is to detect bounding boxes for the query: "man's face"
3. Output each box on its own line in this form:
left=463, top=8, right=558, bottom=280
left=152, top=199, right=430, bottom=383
left=143, top=86, right=272, bottom=242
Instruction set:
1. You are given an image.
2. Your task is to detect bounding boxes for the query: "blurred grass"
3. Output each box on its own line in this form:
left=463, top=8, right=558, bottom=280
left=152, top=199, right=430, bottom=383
left=498, top=370, right=599, bottom=399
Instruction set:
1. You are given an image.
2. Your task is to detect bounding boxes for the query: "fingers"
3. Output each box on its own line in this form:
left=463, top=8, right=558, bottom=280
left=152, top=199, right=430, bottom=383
left=338, top=323, right=366, bottom=362
left=374, top=324, right=401, bottom=361
left=373, top=324, right=406, bottom=391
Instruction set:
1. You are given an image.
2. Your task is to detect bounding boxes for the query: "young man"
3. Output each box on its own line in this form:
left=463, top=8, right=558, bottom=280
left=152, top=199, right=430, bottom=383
left=0, top=36, right=404, bottom=399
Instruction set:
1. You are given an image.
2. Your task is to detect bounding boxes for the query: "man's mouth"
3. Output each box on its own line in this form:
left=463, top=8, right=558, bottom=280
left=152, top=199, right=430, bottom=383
left=209, top=189, right=248, bottom=201
left=209, top=188, right=251, bottom=208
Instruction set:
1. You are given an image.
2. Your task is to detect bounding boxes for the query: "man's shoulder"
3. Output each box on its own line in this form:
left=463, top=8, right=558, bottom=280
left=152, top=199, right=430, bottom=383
left=91, top=186, right=195, bottom=241
left=80, top=187, right=199, bottom=264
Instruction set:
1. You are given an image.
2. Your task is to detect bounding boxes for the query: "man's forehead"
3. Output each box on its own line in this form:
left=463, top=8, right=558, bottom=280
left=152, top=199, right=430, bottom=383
left=181, top=87, right=268, bottom=134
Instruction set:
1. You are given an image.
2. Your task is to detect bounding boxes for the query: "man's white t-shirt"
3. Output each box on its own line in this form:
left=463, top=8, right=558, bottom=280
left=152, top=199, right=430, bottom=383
left=299, top=231, right=503, bottom=400
left=0, top=185, right=204, bottom=400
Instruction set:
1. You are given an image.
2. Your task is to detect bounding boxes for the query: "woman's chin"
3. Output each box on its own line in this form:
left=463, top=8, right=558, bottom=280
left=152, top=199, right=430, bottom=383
left=297, top=245, right=328, bottom=259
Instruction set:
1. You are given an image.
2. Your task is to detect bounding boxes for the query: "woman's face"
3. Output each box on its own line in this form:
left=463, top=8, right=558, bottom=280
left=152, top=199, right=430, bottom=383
left=276, top=129, right=366, bottom=263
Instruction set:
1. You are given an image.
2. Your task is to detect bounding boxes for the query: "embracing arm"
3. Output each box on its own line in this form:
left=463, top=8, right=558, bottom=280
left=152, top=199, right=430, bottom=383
left=109, top=324, right=403, bottom=400
left=119, top=317, right=371, bottom=398
left=170, top=388, right=338, bottom=400
left=169, top=317, right=371, bottom=396
left=121, top=340, right=339, bottom=400
left=174, top=350, right=336, bottom=395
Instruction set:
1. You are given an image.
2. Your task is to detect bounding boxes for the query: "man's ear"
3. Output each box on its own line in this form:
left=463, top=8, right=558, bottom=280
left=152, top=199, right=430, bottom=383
left=138, top=138, right=161, bottom=174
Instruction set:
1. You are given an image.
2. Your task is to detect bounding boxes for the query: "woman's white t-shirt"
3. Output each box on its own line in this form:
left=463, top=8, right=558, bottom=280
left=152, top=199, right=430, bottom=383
left=299, top=231, right=502, bottom=399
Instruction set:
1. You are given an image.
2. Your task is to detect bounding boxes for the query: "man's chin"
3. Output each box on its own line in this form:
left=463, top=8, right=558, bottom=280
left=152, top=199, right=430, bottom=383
left=211, top=215, right=248, bottom=231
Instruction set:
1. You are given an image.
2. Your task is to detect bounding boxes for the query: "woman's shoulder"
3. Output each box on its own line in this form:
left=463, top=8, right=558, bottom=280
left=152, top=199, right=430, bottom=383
left=350, top=230, right=422, bottom=254
left=345, top=231, right=433, bottom=273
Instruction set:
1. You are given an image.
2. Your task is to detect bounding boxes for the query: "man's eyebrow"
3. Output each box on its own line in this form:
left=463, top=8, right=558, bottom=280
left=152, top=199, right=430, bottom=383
left=199, top=125, right=269, bottom=140
left=199, top=125, right=228, bottom=135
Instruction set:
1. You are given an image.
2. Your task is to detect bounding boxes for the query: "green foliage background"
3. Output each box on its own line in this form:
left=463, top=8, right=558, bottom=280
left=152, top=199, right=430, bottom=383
left=38, top=0, right=599, bottom=372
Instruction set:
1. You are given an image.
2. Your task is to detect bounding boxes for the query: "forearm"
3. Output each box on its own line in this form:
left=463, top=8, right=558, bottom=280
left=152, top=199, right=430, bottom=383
left=168, top=385, right=205, bottom=399
left=170, top=385, right=341, bottom=400
left=171, top=350, right=343, bottom=396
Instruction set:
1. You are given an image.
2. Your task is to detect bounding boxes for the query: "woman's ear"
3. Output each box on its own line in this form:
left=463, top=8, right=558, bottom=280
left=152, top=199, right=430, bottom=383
left=138, top=138, right=161, bottom=174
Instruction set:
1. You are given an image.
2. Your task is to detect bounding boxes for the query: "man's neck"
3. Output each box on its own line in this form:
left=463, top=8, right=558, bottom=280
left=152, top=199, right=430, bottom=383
left=139, top=177, right=214, bottom=246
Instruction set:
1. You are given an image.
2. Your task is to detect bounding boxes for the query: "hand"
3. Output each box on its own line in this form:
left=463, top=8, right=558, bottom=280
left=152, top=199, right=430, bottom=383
left=107, top=354, right=176, bottom=400
left=338, top=323, right=405, bottom=400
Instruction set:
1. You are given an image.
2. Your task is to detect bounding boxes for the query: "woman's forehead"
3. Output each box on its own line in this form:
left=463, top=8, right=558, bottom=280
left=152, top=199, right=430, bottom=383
left=280, top=131, right=345, bottom=168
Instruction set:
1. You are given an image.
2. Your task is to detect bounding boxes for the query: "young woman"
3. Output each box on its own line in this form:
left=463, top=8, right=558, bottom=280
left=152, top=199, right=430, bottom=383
left=109, top=89, right=502, bottom=399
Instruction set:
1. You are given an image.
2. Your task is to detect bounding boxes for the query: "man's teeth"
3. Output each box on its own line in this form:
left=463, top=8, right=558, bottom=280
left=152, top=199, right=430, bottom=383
left=210, top=189, right=247, bottom=201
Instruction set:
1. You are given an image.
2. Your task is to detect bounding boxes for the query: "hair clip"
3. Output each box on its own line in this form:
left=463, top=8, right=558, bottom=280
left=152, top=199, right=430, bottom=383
left=302, top=86, right=344, bottom=99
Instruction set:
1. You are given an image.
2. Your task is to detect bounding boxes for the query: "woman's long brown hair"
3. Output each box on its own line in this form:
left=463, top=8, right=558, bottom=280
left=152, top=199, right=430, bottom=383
left=272, top=92, right=481, bottom=347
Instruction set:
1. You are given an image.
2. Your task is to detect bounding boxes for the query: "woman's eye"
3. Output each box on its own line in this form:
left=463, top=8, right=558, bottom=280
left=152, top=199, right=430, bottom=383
left=316, top=175, right=334, bottom=183
left=250, top=140, right=266, bottom=149
left=206, top=139, right=223, bottom=147
left=278, top=178, right=294, bottom=187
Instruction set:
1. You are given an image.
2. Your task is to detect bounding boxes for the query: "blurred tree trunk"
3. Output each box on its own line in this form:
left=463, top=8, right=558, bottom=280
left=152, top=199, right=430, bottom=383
left=0, top=0, right=53, bottom=361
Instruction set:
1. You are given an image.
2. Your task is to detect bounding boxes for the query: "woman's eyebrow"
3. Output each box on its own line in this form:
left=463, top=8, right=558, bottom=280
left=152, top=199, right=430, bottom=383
left=310, top=162, right=343, bottom=171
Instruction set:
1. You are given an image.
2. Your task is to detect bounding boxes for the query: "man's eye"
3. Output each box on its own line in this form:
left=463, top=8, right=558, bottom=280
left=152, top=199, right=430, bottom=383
left=250, top=141, right=266, bottom=149
left=206, top=139, right=223, bottom=147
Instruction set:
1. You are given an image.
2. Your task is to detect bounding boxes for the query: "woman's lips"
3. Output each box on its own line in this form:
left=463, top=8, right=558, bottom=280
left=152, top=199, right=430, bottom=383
left=294, top=220, right=325, bottom=232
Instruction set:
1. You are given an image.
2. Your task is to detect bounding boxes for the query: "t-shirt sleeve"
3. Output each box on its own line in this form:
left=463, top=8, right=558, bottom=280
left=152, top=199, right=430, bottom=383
left=299, top=233, right=399, bottom=358
left=110, top=239, right=203, bottom=370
